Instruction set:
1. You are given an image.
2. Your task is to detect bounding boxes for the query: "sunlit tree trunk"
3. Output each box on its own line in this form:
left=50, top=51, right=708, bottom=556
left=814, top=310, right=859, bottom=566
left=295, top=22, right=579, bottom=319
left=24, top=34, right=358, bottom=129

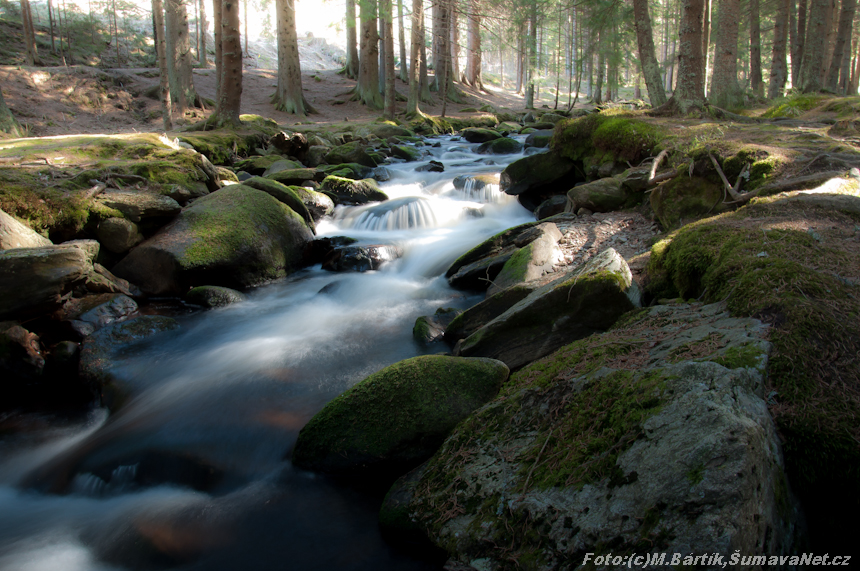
left=407, top=0, right=423, bottom=115
left=515, top=22, right=524, bottom=94
left=633, top=0, right=667, bottom=106
left=354, top=0, right=383, bottom=107
left=709, top=0, right=742, bottom=108
left=800, top=0, right=830, bottom=91
left=383, top=0, right=396, bottom=118
left=825, top=0, right=857, bottom=92
left=703, top=0, right=711, bottom=94
left=214, top=0, right=222, bottom=102
left=153, top=0, right=173, bottom=130
left=215, top=0, right=242, bottom=125
left=769, top=0, right=790, bottom=97
left=525, top=2, right=537, bottom=108
left=791, top=0, right=807, bottom=87
left=198, top=0, right=208, bottom=65
left=0, top=86, right=23, bottom=137
left=450, top=5, right=460, bottom=83
left=749, top=0, right=763, bottom=96
left=166, top=0, right=199, bottom=113
left=465, top=0, right=482, bottom=89
left=47, top=0, right=56, bottom=54
left=20, top=0, right=42, bottom=66
left=397, top=0, right=408, bottom=81
left=342, top=0, right=359, bottom=78
left=654, top=0, right=706, bottom=114
left=272, top=0, right=315, bottom=115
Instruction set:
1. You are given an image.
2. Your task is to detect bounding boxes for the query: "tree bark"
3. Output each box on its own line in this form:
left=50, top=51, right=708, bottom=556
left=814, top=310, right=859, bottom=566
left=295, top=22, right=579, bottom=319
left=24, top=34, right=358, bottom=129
left=769, top=0, right=791, bottom=98
left=703, top=0, right=711, bottom=94
left=709, top=0, right=742, bottom=108
left=0, top=86, right=23, bottom=137
left=749, top=0, right=763, bottom=96
left=165, top=0, right=199, bottom=113
left=825, top=0, right=857, bottom=92
left=633, top=0, right=668, bottom=107
left=516, top=21, right=524, bottom=94
left=525, top=2, right=537, bottom=108
left=465, top=0, right=482, bottom=88
left=214, top=0, right=222, bottom=103
left=800, top=0, right=830, bottom=91
left=397, top=0, right=408, bottom=81
left=791, top=0, right=807, bottom=87
left=153, top=0, right=173, bottom=130
left=407, top=0, right=423, bottom=115
left=342, top=0, right=359, bottom=78
left=20, top=0, right=42, bottom=66
left=48, top=0, right=56, bottom=54
left=655, top=0, right=706, bottom=114
left=272, top=0, right=315, bottom=115
left=450, top=4, right=460, bottom=83
left=383, top=0, right=396, bottom=118
left=355, top=0, right=383, bottom=108
left=198, top=0, right=208, bottom=65
left=215, top=0, right=242, bottom=125
left=379, top=15, right=386, bottom=94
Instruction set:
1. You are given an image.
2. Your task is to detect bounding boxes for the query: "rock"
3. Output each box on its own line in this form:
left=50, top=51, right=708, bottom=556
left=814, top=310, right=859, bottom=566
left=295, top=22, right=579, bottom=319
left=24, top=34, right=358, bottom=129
left=266, top=168, right=321, bottom=187
left=650, top=175, right=727, bottom=230
left=241, top=177, right=316, bottom=231
left=214, top=167, right=238, bottom=184
left=452, top=174, right=500, bottom=191
left=456, top=248, right=640, bottom=369
left=538, top=112, right=565, bottom=124
left=461, top=128, right=502, bottom=143
left=96, top=218, right=144, bottom=254
left=89, top=264, right=141, bottom=297
left=0, top=324, right=45, bottom=382
left=233, top=155, right=290, bottom=176
left=500, top=151, right=577, bottom=196
left=485, top=223, right=562, bottom=297
left=444, top=283, right=543, bottom=344
left=620, top=166, right=652, bottom=193
left=261, top=158, right=304, bottom=177
left=320, top=176, right=389, bottom=205
left=0, top=243, right=97, bottom=320
left=268, top=131, right=309, bottom=162
left=302, top=236, right=358, bottom=266
left=291, top=186, right=335, bottom=221
left=306, top=146, right=329, bottom=168
left=186, top=285, right=247, bottom=308
left=0, top=208, right=52, bottom=250
left=447, top=251, right=513, bottom=291
left=416, top=160, right=444, bottom=173
left=385, top=302, right=799, bottom=569
left=291, top=355, right=510, bottom=481
left=476, top=138, right=524, bottom=155
left=534, top=195, right=567, bottom=219
left=75, top=294, right=138, bottom=330
left=522, top=112, right=536, bottom=123
left=367, top=123, right=414, bottom=139
left=413, top=308, right=462, bottom=344
left=324, top=142, right=378, bottom=168
left=79, top=316, right=180, bottom=409
left=566, top=176, right=631, bottom=213
left=391, top=145, right=423, bottom=162
left=524, top=131, right=553, bottom=149
left=317, top=162, right=374, bottom=180
left=321, top=244, right=403, bottom=272
left=373, top=166, right=393, bottom=181
left=112, top=185, right=314, bottom=296
left=96, top=190, right=182, bottom=223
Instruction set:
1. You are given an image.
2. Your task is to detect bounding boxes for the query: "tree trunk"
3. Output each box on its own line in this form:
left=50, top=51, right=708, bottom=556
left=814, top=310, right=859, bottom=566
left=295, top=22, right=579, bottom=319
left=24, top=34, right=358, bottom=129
left=749, top=0, right=763, bottom=96
left=383, top=0, right=396, bottom=118
left=379, top=15, right=386, bottom=94
left=465, top=0, right=482, bottom=88
left=355, top=0, right=383, bottom=108
left=516, top=22, right=524, bottom=94
left=769, top=0, right=791, bottom=98
left=48, top=0, right=56, bottom=54
left=272, top=0, right=315, bottom=115
left=440, top=0, right=450, bottom=116
left=397, top=0, right=408, bottom=81
left=152, top=0, right=173, bottom=130
left=709, top=0, right=742, bottom=108
left=594, top=45, right=604, bottom=105
left=243, top=0, right=249, bottom=57
left=525, top=2, right=537, bottom=108
left=431, top=0, right=441, bottom=90
left=215, top=0, right=242, bottom=125
left=498, top=17, right=504, bottom=89
left=821, top=0, right=837, bottom=84
left=343, top=0, right=359, bottom=79
left=656, top=0, right=706, bottom=113
left=800, top=0, right=830, bottom=91
left=198, top=0, right=208, bottom=65
left=791, top=0, right=807, bottom=87
left=214, top=0, right=222, bottom=103
left=0, top=86, right=23, bottom=137
left=703, top=0, right=711, bottom=94
left=165, top=0, right=199, bottom=113
left=633, top=0, right=668, bottom=106
left=407, top=0, right=423, bottom=115
left=450, top=5, right=460, bottom=83
left=825, top=0, right=857, bottom=92
left=20, top=0, right=42, bottom=66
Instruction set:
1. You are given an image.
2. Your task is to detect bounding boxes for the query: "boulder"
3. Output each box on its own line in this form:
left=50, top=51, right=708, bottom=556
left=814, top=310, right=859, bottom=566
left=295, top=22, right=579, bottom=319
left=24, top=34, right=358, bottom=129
left=112, top=185, right=314, bottom=296
left=534, top=195, right=567, bottom=219
left=461, top=128, right=502, bottom=143
left=241, top=177, right=316, bottom=231
left=71, top=294, right=138, bottom=336
left=447, top=251, right=513, bottom=291
left=324, top=142, right=378, bottom=168
left=306, top=146, right=329, bottom=168
left=317, top=163, right=374, bottom=180
left=268, top=131, right=309, bottom=162
left=650, top=174, right=727, bottom=230
left=566, top=176, right=630, bottom=213
left=391, top=145, right=423, bottom=162
left=233, top=155, right=290, bottom=176
left=444, top=282, right=543, bottom=344
left=476, top=137, right=524, bottom=155
left=367, top=123, right=414, bottom=139
left=485, top=223, right=562, bottom=296
left=383, top=302, right=799, bottom=568
left=321, top=244, right=403, bottom=272
left=456, top=248, right=640, bottom=369
left=524, top=131, right=553, bottom=149
left=291, top=355, right=510, bottom=480
left=413, top=308, right=462, bottom=344
left=79, top=315, right=180, bottom=409
left=261, top=159, right=304, bottom=177
left=500, top=151, right=578, bottom=196
left=186, top=286, right=247, bottom=308
left=0, top=208, right=52, bottom=250
left=0, top=324, right=45, bottom=382
left=416, top=160, right=444, bottom=173
left=320, top=176, right=389, bottom=205
left=96, top=218, right=144, bottom=254
left=291, top=187, right=335, bottom=221
left=95, top=190, right=182, bottom=223
left=0, top=242, right=98, bottom=320
left=538, top=112, right=565, bottom=124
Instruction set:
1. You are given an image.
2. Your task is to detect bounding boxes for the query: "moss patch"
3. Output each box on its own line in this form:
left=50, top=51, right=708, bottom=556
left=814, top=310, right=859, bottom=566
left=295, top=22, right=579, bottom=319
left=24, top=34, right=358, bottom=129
left=552, top=112, right=664, bottom=164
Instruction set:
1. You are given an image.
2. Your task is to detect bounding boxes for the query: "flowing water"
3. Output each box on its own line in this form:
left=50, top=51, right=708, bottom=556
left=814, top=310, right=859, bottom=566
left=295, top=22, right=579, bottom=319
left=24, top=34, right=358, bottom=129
left=0, top=135, right=536, bottom=571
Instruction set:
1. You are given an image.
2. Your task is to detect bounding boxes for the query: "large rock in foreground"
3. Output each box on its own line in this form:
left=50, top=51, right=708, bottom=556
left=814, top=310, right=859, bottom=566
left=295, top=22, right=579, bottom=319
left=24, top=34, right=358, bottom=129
left=383, top=302, right=800, bottom=568
left=0, top=208, right=52, bottom=250
left=292, top=355, right=510, bottom=481
left=457, top=248, right=639, bottom=369
left=113, top=185, right=313, bottom=295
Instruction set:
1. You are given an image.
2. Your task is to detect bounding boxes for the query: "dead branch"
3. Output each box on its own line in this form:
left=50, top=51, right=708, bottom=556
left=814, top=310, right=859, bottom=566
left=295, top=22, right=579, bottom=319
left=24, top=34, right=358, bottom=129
left=648, top=150, right=669, bottom=183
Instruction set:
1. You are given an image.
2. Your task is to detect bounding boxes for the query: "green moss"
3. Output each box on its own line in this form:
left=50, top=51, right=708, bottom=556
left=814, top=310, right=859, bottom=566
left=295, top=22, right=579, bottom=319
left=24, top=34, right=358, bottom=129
left=686, top=463, right=705, bottom=485
left=761, top=93, right=830, bottom=118
left=711, top=343, right=764, bottom=370
left=551, top=113, right=664, bottom=164
left=494, top=243, right=533, bottom=284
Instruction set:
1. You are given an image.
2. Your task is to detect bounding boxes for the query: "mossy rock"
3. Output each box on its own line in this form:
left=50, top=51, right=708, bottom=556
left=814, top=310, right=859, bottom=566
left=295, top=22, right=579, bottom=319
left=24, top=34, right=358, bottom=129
left=408, top=115, right=454, bottom=135
left=112, top=185, right=314, bottom=295
left=461, top=127, right=502, bottom=144
left=391, top=144, right=423, bottom=162
left=324, top=142, right=379, bottom=168
left=260, top=158, right=304, bottom=177
left=265, top=168, right=320, bottom=187
left=292, top=355, right=510, bottom=480
left=477, top=137, right=524, bottom=155
left=524, top=133, right=552, bottom=149
left=499, top=151, right=577, bottom=196
left=176, top=129, right=268, bottom=165
left=567, top=176, right=632, bottom=214
left=316, top=163, right=374, bottom=180
left=290, top=186, right=335, bottom=221
left=538, top=113, right=566, bottom=124
left=367, top=124, right=415, bottom=139
left=241, top=177, right=316, bottom=232
left=649, top=174, right=727, bottom=230
left=761, top=93, right=830, bottom=119
left=552, top=113, right=664, bottom=164
left=320, top=176, right=389, bottom=205
left=186, top=285, right=247, bottom=308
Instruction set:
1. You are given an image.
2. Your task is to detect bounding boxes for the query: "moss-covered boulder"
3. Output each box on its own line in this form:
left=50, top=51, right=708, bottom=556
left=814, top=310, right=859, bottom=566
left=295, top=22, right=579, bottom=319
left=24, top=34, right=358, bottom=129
left=566, top=176, right=631, bottom=213
left=551, top=113, right=664, bottom=165
left=366, top=123, right=415, bottom=139
left=650, top=174, right=728, bottom=230
left=241, top=176, right=316, bottom=231
left=291, top=186, right=335, bottom=221
left=265, top=168, right=321, bottom=188
left=499, top=151, right=578, bottom=197
left=186, top=285, right=247, bottom=308
left=233, top=155, right=289, bottom=176
left=291, top=355, right=510, bottom=480
left=384, top=302, right=798, bottom=566
left=391, top=144, right=423, bottom=162
left=461, top=128, right=502, bottom=144
left=457, top=248, right=640, bottom=369
left=0, top=208, right=52, bottom=250
left=260, top=159, right=304, bottom=177
left=413, top=307, right=462, bottom=344
left=316, top=162, right=374, bottom=180
left=112, top=185, right=314, bottom=295
left=477, top=137, right=524, bottom=155
left=95, top=218, right=144, bottom=254
left=445, top=283, right=544, bottom=344
left=486, top=223, right=562, bottom=296
left=524, top=131, right=553, bottom=149
left=320, top=176, right=389, bottom=205
left=324, top=142, right=379, bottom=168
left=95, top=190, right=182, bottom=224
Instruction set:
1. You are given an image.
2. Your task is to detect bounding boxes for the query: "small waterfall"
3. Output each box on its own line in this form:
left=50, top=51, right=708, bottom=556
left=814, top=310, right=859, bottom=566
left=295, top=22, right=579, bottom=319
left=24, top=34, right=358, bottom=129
left=452, top=175, right=513, bottom=204
left=340, top=196, right=440, bottom=231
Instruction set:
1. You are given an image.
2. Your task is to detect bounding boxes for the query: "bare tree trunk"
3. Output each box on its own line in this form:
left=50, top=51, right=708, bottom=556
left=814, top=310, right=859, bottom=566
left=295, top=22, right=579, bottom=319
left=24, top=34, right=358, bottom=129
left=516, top=22, right=524, bottom=94
left=47, top=0, right=56, bottom=54
left=214, top=0, right=222, bottom=103
left=655, top=0, right=706, bottom=114
left=769, top=0, right=791, bottom=97
left=800, top=0, right=830, bottom=91
left=440, top=0, right=450, bottom=116
left=198, top=0, right=208, bottom=66
left=62, top=0, right=73, bottom=65
left=153, top=0, right=173, bottom=130
left=113, top=0, right=121, bottom=68
left=243, top=0, right=249, bottom=57
left=0, top=86, right=23, bottom=137
left=852, top=38, right=860, bottom=93
left=594, top=45, right=604, bottom=105
left=166, top=0, right=199, bottom=113
left=750, top=0, right=763, bottom=96
left=791, top=0, right=807, bottom=86
left=397, top=0, right=408, bottom=81
left=525, top=2, right=537, bottom=108
left=498, top=18, right=503, bottom=89
left=633, top=0, right=668, bottom=106
left=216, top=0, right=242, bottom=125
left=343, top=0, right=359, bottom=78
left=703, top=0, right=711, bottom=94
left=465, top=0, right=482, bottom=88
left=383, top=0, right=396, bottom=118
left=355, top=0, right=383, bottom=107
left=379, top=15, right=386, bottom=94
left=20, top=0, right=42, bottom=66
left=407, top=0, right=423, bottom=115
left=450, top=4, right=460, bottom=83
left=825, top=0, right=857, bottom=92
left=272, top=0, right=315, bottom=115
left=709, top=0, right=742, bottom=108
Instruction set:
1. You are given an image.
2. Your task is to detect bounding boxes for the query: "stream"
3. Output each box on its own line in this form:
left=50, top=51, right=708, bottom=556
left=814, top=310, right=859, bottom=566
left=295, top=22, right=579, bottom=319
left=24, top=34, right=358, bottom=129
left=0, top=135, right=537, bottom=570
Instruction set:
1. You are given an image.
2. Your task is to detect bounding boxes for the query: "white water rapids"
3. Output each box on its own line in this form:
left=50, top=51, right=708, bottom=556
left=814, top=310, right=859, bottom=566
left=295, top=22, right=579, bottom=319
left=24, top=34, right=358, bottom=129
left=0, top=135, right=536, bottom=570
